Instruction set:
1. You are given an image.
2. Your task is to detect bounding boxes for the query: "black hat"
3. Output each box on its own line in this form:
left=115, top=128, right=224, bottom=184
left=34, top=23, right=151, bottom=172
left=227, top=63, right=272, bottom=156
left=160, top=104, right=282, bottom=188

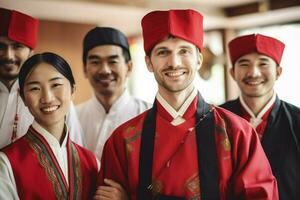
left=82, top=27, right=131, bottom=63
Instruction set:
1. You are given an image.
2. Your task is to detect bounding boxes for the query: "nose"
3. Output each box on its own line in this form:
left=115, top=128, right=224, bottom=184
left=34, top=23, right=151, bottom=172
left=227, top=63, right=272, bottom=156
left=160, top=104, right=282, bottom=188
left=40, top=88, right=54, bottom=104
left=247, top=65, right=261, bottom=77
left=168, top=53, right=181, bottom=68
left=0, top=46, right=15, bottom=60
left=98, top=62, right=112, bottom=74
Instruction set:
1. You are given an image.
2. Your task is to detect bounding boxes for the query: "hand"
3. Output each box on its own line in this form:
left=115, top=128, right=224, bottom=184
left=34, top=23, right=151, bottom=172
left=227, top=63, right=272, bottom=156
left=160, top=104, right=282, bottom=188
left=93, top=178, right=129, bottom=200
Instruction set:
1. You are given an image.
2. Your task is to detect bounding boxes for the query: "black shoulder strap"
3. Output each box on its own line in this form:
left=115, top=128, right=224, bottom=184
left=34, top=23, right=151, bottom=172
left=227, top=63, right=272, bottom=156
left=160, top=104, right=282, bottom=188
left=137, top=102, right=157, bottom=200
left=196, top=100, right=220, bottom=200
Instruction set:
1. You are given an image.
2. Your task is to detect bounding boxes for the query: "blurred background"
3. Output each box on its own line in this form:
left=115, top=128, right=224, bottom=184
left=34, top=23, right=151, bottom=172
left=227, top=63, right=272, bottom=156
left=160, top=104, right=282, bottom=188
left=1, top=0, right=300, bottom=106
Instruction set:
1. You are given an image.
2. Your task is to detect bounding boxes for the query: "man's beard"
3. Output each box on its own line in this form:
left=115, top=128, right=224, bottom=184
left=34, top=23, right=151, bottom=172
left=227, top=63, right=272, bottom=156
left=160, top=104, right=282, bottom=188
left=0, top=58, right=21, bottom=81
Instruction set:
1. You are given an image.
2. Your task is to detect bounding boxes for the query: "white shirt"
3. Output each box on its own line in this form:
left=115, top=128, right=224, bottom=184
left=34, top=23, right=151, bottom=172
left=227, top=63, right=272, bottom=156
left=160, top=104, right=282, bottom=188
left=0, top=121, right=100, bottom=200
left=239, top=92, right=276, bottom=128
left=76, top=89, right=151, bottom=160
left=0, top=81, right=85, bottom=149
left=156, top=87, right=198, bottom=126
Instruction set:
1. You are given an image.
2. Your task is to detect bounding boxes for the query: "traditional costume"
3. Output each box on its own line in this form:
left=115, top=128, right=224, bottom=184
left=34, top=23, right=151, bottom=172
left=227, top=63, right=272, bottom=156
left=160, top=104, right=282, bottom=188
left=98, top=9, right=278, bottom=200
left=0, top=8, right=85, bottom=148
left=0, top=121, right=98, bottom=199
left=221, top=33, right=300, bottom=200
left=77, top=27, right=151, bottom=160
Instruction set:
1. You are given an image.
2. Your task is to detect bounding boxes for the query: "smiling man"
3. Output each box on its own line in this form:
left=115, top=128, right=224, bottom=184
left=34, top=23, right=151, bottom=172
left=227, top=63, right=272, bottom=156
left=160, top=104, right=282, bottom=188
left=76, top=27, right=150, bottom=161
left=97, top=9, right=278, bottom=200
left=221, top=33, right=300, bottom=200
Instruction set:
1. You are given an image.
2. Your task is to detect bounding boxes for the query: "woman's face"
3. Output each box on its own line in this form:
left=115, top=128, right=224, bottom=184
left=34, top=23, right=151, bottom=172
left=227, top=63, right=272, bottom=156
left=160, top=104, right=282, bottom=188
left=23, top=62, right=73, bottom=131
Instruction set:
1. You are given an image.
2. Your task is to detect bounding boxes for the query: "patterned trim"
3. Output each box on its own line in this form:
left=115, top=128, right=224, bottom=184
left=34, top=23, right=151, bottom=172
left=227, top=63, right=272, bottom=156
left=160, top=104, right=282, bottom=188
left=185, top=172, right=200, bottom=195
left=70, top=143, right=82, bottom=199
left=26, top=131, right=67, bottom=200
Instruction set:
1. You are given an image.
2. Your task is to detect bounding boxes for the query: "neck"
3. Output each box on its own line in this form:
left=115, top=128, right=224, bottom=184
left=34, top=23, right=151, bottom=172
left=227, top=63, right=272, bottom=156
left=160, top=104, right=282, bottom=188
left=159, top=85, right=194, bottom=111
left=241, top=91, right=274, bottom=116
left=0, top=79, right=16, bottom=92
left=95, top=90, right=124, bottom=113
left=42, top=120, right=66, bottom=145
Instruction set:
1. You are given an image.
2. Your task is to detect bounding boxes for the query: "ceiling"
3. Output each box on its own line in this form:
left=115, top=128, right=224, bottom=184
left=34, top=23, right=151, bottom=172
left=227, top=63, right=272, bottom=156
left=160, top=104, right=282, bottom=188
left=1, top=0, right=300, bottom=36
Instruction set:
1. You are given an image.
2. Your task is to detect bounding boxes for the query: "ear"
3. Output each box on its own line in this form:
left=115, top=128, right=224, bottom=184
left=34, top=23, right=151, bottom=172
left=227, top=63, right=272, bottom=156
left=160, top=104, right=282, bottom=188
left=145, top=55, right=153, bottom=72
left=197, top=52, right=203, bottom=71
left=229, top=67, right=236, bottom=81
left=125, top=61, right=133, bottom=77
left=83, top=64, right=88, bottom=78
left=276, top=66, right=282, bottom=80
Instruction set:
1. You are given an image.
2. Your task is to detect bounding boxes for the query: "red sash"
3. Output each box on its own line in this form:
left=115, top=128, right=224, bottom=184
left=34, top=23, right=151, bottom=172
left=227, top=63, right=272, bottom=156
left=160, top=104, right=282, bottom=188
left=2, top=126, right=98, bottom=200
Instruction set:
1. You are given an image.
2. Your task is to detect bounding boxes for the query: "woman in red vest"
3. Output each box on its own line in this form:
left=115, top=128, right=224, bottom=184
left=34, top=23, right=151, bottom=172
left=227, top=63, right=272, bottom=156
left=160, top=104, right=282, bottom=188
left=0, top=52, right=98, bottom=199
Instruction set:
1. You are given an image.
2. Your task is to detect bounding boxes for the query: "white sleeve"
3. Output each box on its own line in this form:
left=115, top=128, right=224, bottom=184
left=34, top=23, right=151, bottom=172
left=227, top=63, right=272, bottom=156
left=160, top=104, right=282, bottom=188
left=0, top=152, right=19, bottom=200
left=66, top=101, right=87, bottom=147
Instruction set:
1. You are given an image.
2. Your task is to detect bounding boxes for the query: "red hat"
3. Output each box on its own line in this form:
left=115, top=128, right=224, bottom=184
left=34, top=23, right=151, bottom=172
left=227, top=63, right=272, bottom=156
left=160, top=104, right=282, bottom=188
left=141, top=9, right=203, bottom=53
left=228, top=34, right=285, bottom=65
left=0, top=7, right=38, bottom=49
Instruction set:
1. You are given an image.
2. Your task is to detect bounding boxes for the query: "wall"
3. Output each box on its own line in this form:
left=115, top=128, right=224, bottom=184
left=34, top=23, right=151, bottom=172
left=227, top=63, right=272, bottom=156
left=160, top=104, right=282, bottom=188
left=35, top=20, right=95, bottom=105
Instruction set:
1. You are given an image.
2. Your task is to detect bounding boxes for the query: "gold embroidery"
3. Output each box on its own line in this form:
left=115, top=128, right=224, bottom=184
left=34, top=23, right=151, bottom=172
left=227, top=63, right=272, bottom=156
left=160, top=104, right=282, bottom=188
left=185, top=172, right=200, bottom=195
left=221, top=138, right=231, bottom=151
left=25, top=136, right=65, bottom=200
left=151, top=178, right=163, bottom=196
left=71, top=143, right=82, bottom=199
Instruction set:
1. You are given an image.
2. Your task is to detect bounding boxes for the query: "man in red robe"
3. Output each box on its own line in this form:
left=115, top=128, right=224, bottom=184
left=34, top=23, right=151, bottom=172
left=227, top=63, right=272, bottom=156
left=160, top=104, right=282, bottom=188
left=98, top=9, right=278, bottom=200
left=221, top=34, right=300, bottom=200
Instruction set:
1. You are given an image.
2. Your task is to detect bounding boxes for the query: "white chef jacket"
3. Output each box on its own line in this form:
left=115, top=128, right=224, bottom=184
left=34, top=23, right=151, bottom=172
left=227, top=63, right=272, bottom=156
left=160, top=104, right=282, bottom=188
left=0, top=121, right=99, bottom=200
left=0, top=81, right=85, bottom=149
left=76, top=89, right=151, bottom=160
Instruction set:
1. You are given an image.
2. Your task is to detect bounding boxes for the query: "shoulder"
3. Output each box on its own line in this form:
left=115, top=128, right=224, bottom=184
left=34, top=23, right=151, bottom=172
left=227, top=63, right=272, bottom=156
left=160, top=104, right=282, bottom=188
left=281, top=100, right=300, bottom=115
left=128, top=96, right=152, bottom=111
left=214, top=106, right=253, bottom=133
left=76, top=99, right=93, bottom=114
left=219, top=99, right=239, bottom=109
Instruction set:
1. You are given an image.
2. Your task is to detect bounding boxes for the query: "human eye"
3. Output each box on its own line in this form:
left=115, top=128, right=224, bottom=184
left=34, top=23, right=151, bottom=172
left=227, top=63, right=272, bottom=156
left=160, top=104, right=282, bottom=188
left=156, top=49, right=169, bottom=57
left=108, top=59, right=119, bottom=65
left=52, top=82, right=63, bottom=88
left=13, top=43, right=26, bottom=50
left=27, top=86, right=40, bottom=92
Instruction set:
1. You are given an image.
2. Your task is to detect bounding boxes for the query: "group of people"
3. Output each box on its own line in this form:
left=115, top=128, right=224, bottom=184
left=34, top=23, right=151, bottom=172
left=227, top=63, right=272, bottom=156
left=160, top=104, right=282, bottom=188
left=0, top=6, right=299, bottom=200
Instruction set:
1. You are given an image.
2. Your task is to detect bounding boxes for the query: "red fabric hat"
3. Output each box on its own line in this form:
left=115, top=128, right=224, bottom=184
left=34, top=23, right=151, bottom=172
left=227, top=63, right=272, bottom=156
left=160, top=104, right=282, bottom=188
left=141, top=9, right=203, bottom=53
left=0, top=7, right=38, bottom=49
left=228, top=34, right=285, bottom=65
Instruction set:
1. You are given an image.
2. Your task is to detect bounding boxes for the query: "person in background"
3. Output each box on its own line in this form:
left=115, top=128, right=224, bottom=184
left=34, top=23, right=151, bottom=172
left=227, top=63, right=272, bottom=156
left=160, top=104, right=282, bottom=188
left=0, top=7, right=85, bottom=149
left=76, top=27, right=151, bottom=161
left=97, top=9, right=278, bottom=200
left=0, top=52, right=98, bottom=199
left=221, top=33, right=300, bottom=200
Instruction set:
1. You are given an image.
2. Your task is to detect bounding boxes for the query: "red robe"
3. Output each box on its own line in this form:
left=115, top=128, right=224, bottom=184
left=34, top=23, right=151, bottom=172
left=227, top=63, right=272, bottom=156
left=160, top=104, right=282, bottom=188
left=2, top=126, right=98, bottom=200
left=98, top=97, right=278, bottom=200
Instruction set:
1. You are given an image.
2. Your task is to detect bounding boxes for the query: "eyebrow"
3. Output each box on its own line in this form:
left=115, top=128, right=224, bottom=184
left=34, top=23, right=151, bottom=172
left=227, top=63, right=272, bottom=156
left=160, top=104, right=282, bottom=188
left=26, top=77, right=63, bottom=85
left=236, top=58, right=250, bottom=63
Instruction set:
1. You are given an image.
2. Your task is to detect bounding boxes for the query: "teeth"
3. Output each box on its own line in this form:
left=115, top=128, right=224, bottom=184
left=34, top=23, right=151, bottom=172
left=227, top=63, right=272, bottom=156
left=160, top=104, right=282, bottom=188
left=166, top=71, right=184, bottom=77
left=41, top=106, right=59, bottom=112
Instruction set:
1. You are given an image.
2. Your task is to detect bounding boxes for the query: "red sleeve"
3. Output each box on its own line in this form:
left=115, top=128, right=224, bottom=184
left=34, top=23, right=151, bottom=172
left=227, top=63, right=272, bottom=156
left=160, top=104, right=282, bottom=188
left=230, top=126, right=278, bottom=200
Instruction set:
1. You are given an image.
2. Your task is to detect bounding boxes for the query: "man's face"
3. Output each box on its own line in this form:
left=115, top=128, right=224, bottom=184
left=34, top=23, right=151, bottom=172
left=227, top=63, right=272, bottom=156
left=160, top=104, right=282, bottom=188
left=145, top=37, right=202, bottom=95
left=84, top=45, right=132, bottom=98
left=0, top=36, right=31, bottom=82
left=230, top=52, right=282, bottom=99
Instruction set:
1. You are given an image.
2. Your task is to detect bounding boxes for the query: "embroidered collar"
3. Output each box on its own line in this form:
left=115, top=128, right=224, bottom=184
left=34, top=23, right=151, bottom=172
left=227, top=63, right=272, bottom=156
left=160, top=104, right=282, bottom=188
left=156, top=87, right=197, bottom=120
left=32, top=121, right=69, bottom=148
left=239, top=92, right=276, bottom=127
